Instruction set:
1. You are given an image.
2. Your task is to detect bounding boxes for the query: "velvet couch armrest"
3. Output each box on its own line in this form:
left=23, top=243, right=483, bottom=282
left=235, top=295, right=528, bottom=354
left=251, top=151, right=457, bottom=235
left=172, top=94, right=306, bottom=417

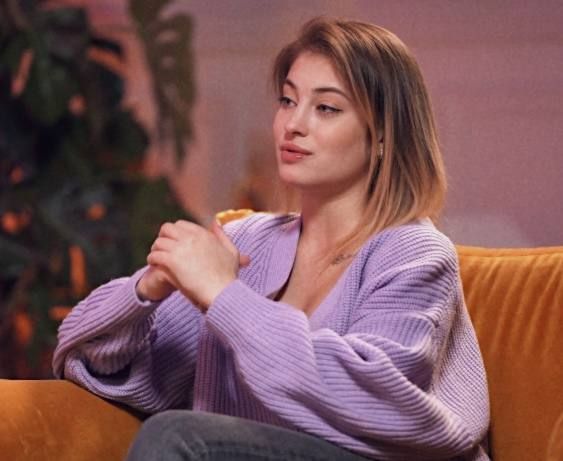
left=0, top=379, right=143, bottom=461
left=547, top=412, right=563, bottom=461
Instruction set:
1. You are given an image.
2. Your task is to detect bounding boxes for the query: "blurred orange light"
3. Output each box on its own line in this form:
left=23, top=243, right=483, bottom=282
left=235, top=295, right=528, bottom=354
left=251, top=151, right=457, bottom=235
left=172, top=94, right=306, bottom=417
left=69, top=245, right=87, bottom=297
left=11, top=50, right=33, bottom=97
left=69, top=94, right=86, bottom=115
left=86, top=203, right=106, bottom=221
left=1, top=212, right=20, bottom=234
left=13, top=312, right=33, bottom=347
left=49, top=306, right=72, bottom=322
left=10, top=167, right=25, bottom=184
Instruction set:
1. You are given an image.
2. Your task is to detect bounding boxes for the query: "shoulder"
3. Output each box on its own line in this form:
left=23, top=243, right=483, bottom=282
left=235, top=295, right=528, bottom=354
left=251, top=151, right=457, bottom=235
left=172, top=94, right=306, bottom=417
left=351, top=220, right=462, bottom=323
left=223, top=212, right=299, bottom=247
left=360, top=219, right=459, bottom=279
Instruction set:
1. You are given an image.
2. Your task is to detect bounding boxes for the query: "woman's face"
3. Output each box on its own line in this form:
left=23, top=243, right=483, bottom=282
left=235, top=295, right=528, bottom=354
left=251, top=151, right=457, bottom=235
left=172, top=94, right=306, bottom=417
left=273, top=52, right=370, bottom=197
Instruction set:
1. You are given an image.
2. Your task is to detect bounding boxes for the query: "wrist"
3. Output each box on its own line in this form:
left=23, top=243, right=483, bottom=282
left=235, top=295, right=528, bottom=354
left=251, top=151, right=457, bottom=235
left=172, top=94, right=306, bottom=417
left=201, top=277, right=236, bottom=311
left=135, top=278, right=155, bottom=302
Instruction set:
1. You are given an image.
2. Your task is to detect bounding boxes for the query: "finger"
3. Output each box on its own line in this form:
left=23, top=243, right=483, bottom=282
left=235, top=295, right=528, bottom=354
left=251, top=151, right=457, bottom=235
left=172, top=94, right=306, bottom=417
left=151, top=236, right=176, bottom=252
left=211, top=220, right=250, bottom=267
left=211, top=219, right=238, bottom=254
left=239, top=254, right=251, bottom=267
left=159, top=222, right=181, bottom=240
left=147, top=250, right=170, bottom=268
left=175, top=219, right=201, bottom=234
left=152, top=264, right=179, bottom=288
left=146, top=264, right=177, bottom=287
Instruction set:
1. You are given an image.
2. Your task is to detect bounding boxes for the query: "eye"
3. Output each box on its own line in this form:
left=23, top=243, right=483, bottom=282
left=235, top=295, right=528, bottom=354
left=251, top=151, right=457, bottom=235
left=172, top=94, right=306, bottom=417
left=317, top=104, right=341, bottom=115
left=278, top=96, right=295, bottom=107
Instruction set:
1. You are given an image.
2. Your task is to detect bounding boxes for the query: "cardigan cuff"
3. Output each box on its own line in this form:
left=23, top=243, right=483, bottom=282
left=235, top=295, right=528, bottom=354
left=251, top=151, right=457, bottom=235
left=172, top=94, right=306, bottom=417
left=206, top=279, right=306, bottom=352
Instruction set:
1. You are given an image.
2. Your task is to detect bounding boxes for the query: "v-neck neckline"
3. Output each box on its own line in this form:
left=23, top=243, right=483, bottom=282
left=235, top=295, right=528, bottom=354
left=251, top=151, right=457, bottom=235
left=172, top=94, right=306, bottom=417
left=264, top=214, right=354, bottom=322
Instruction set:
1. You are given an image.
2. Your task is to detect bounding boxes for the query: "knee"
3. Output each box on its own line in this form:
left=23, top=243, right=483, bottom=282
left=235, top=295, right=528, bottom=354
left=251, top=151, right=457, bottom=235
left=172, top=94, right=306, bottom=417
left=127, top=410, right=205, bottom=460
left=141, top=410, right=187, bottom=435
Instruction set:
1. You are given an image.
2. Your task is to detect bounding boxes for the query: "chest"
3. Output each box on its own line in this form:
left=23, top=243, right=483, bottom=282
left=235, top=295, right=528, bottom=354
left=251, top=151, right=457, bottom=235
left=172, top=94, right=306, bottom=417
left=274, top=258, right=350, bottom=317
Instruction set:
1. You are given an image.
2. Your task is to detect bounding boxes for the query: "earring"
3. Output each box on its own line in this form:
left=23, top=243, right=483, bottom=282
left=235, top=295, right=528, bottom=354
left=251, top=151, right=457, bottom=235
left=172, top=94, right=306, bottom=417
left=378, top=143, right=384, bottom=159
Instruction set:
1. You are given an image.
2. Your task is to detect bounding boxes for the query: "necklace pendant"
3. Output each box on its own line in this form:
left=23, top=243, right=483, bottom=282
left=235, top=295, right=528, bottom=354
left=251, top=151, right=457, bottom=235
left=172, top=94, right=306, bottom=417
left=331, top=253, right=354, bottom=265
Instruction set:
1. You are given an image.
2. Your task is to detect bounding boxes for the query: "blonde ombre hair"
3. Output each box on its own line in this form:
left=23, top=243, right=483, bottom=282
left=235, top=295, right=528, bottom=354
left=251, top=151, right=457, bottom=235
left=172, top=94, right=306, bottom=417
left=272, top=17, right=447, bottom=259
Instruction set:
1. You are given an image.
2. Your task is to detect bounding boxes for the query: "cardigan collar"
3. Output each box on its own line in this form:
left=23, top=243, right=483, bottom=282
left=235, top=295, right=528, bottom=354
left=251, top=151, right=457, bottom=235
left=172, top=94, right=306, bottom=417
left=262, top=214, right=301, bottom=298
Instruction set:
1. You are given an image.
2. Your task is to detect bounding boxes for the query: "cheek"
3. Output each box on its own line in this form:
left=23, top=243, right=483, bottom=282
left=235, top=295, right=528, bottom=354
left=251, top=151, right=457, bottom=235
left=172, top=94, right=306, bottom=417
left=272, top=111, right=285, bottom=140
left=333, top=126, right=370, bottom=163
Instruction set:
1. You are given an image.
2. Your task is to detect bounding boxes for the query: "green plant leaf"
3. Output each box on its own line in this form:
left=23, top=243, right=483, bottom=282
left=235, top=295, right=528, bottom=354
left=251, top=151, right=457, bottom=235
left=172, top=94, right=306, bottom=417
left=21, top=40, right=76, bottom=125
left=56, top=119, right=95, bottom=180
left=0, top=235, right=34, bottom=278
left=68, top=60, right=125, bottom=154
left=128, top=0, right=171, bottom=26
left=103, top=110, right=149, bottom=167
left=0, top=31, right=29, bottom=75
left=36, top=7, right=89, bottom=62
left=0, top=97, right=37, bottom=167
left=130, top=3, right=194, bottom=164
left=80, top=60, right=125, bottom=141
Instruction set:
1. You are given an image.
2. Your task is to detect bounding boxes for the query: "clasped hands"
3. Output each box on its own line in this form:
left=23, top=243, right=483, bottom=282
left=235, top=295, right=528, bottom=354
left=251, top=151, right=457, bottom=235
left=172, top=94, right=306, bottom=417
left=136, top=219, right=250, bottom=311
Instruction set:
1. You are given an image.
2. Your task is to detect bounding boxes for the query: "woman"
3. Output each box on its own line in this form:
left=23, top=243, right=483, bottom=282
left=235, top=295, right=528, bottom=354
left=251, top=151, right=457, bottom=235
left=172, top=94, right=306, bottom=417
left=53, top=17, right=490, bottom=461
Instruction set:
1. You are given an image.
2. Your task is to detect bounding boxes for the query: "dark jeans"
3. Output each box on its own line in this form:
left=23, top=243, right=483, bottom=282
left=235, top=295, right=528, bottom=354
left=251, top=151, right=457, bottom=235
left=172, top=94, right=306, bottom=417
left=126, top=410, right=371, bottom=461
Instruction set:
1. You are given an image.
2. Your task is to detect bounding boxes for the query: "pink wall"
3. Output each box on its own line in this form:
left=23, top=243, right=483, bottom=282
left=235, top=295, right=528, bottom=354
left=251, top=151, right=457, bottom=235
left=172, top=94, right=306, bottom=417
left=88, top=0, right=563, bottom=247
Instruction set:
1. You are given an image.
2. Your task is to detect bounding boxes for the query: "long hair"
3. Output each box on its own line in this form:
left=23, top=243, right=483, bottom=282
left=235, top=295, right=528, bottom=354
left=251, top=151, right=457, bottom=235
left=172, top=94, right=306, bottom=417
left=272, top=17, right=447, bottom=260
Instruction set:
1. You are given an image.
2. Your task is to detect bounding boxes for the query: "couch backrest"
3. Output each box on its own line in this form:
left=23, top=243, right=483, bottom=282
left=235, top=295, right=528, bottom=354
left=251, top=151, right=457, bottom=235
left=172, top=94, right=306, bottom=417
left=457, top=246, right=563, bottom=461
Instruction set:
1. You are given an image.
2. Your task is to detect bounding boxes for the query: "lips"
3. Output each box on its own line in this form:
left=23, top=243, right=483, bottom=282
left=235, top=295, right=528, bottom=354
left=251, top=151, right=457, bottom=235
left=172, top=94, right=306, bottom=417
left=279, top=143, right=311, bottom=164
left=279, top=143, right=312, bottom=156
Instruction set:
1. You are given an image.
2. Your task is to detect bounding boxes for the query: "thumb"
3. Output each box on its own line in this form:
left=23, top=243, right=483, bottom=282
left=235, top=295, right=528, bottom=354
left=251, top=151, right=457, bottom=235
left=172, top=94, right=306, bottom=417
left=211, top=219, right=251, bottom=267
left=211, top=219, right=238, bottom=253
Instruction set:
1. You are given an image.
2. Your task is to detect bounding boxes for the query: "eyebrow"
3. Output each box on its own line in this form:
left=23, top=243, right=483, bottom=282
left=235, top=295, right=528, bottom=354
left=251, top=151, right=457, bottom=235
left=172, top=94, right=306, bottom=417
left=284, top=78, right=351, bottom=101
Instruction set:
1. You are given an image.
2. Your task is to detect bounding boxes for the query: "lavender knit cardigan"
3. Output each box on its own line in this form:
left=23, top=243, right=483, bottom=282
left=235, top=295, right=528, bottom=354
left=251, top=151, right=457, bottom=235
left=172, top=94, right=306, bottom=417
left=53, top=213, right=490, bottom=460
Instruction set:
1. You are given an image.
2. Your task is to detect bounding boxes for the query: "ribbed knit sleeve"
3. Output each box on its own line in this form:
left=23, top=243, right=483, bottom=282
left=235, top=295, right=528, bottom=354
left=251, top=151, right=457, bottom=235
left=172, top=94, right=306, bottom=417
left=52, top=267, right=205, bottom=413
left=205, top=228, right=489, bottom=460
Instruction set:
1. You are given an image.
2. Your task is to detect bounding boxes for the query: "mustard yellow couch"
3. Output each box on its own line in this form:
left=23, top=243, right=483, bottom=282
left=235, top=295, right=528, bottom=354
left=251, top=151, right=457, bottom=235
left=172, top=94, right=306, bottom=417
left=1, top=244, right=562, bottom=461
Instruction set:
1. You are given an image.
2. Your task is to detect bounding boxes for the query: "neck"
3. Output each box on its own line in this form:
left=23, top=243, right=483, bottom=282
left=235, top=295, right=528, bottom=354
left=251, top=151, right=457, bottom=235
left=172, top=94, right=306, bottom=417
left=298, top=187, right=365, bottom=254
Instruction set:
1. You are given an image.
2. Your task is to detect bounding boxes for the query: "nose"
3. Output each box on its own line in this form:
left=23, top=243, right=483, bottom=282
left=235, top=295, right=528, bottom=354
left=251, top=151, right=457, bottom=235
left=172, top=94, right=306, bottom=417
left=284, top=106, right=308, bottom=137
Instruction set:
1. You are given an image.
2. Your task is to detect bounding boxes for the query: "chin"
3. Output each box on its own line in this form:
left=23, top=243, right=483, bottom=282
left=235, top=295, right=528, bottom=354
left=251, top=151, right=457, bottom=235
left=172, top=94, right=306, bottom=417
left=278, top=170, right=308, bottom=188
left=276, top=164, right=332, bottom=190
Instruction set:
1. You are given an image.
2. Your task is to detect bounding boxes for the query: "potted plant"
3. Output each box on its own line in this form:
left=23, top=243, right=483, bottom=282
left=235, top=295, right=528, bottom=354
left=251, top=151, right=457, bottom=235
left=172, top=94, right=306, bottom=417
left=0, top=0, right=194, bottom=377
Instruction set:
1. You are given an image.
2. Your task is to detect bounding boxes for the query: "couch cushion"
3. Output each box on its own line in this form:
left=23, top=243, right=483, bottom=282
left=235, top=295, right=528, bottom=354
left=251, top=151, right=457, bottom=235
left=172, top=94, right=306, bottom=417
left=457, top=246, right=563, bottom=461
